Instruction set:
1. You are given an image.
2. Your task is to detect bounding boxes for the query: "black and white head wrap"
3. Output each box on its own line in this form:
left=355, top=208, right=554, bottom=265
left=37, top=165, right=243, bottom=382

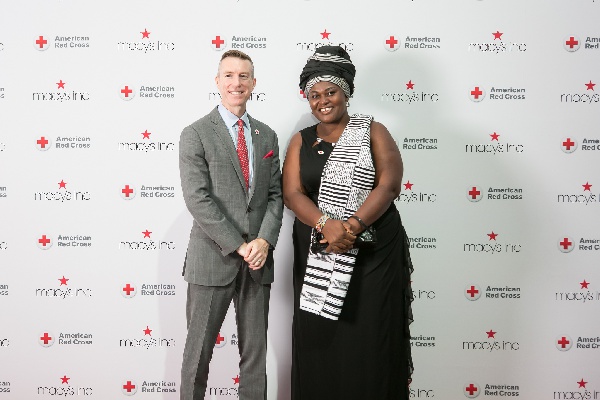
left=299, top=46, right=356, bottom=98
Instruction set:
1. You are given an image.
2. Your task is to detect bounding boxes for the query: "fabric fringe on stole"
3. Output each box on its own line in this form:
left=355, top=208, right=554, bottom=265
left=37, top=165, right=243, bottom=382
left=299, top=114, right=375, bottom=320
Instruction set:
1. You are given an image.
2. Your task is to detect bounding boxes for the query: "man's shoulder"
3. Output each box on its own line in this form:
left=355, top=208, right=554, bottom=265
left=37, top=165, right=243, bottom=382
left=183, top=107, right=221, bottom=133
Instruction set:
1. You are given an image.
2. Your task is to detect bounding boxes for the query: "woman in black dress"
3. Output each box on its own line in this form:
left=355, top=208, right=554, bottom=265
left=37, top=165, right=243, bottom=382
left=282, top=46, right=414, bottom=399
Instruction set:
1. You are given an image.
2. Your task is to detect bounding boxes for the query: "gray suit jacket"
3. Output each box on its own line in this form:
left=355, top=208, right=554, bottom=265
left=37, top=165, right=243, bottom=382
left=179, top=106, right=283, bottom=286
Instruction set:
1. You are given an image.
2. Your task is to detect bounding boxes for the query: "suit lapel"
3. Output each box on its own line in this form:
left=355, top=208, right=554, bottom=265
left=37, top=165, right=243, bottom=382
left=209, top=108, right=248, bottom=195
left=248, top=114, right=262, bottom=201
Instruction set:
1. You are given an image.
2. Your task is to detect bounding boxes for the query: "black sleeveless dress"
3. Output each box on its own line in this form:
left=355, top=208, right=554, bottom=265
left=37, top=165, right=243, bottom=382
left=291, top=124, right=414, bottom=400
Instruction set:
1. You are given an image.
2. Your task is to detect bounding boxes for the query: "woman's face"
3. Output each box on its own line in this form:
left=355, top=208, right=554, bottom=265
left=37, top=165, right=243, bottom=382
left=307, top=81, right=348, bottom=124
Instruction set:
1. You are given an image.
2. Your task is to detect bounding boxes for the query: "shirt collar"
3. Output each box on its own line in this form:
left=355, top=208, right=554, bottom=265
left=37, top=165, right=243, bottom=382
left=217, top=104, right=250, bottom=129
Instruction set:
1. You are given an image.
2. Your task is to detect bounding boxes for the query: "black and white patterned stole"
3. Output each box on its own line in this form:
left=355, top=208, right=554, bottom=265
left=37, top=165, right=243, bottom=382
left=300, top=114, right=375, bottom=320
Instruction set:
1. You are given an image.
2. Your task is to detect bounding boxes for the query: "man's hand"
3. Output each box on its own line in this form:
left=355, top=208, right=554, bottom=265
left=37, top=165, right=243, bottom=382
left=243, top=238, right=270, bottom=270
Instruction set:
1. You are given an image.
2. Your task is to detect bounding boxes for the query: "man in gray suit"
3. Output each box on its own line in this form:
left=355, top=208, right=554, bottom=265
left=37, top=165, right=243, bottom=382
left=179, top=49, right=283, bottom=400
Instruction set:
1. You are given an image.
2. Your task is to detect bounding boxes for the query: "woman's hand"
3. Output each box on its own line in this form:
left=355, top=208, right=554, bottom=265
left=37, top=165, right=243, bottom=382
left=321, top=219, right=356, bottom=253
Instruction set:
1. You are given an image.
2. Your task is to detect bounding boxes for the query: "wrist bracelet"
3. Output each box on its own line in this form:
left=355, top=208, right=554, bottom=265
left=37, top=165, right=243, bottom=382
left=350, top=215, right=368, bottom=230
left=315, top=215, right=330, bottom=233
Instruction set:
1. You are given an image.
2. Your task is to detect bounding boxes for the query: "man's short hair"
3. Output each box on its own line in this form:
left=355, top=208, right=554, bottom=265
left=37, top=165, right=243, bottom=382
left=218, top=50, right=254, bottom=77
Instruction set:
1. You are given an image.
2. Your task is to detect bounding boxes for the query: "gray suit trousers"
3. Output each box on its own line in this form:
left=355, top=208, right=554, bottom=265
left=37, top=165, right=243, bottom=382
left=180, top=265, right=270, bottom=400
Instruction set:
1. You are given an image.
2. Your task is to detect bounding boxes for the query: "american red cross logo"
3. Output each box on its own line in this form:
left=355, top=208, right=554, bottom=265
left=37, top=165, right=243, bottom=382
left=39, top=235, right=51, bottom=247
left=123, top=284, right=135, bottom=295
left=562, top=138, right=575, bottom=151
left=216, top=333, right=225, bottom=345
left=36, top=36, right=48, bottom=48
left=212, top=36, right=225, bottom=48
left=121, top=86, right=133, bottom=98
left=40, top=332, right=52, bottom=344
left=566, top=37, right=578, bottom=48
left=560, top=238, right=572, bottom=250
left=557, top=336, right=570, bottom=348
left=465, top=383, right=478, bottom=396
left=469, top=187, right=481, bottom=199
left=37, top=137, right=49, bottom=148
left=467, top=286, right=479, bottom=298
left=386, top=36, right=398, bottom=49
left=471, top=87, right=483, bottom=99
left=122, top=185, right=134, bottom=197
left=123, top=381, right=136, bottom=392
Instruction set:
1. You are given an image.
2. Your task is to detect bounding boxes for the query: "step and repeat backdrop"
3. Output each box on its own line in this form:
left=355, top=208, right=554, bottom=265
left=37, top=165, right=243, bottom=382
left=1, top=0, right=599, bottom=399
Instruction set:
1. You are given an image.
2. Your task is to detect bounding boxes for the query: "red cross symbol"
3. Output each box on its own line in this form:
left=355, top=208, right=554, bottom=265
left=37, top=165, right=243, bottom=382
left=37, top=137, right=49, bottom=148
left=40, top=332, right=52, bottom=344
left=39, top=235, right=51, bottom=247
left=123, top=381, right=136, bottom=392
left=557, top=336, right=570, bottom=348
left=386, top=36, right=398, bottom=49
left=565, top=37, right=579, bottom=48
left=466, top=383, right=478, bottom=396
left=36, top=36, right=48, bottom=48
left=121, top=86, right=133, bottom=98
left=212, top=36, right=225, bottom=48
left=299, top=90, right=306, bottom=99
left=562, top=138, right=575, bottom=150
left=471, top=87, right=483, bottom=99
left=216, top=333, right=225, bottom=345
left=468, top=187, right=481, bottom=199
left=560, top=238, right=572, bottom=250
left=467, top=286, right=479, bottom=298
left=123, top=284, right=135, bottom=295
left=122, top=185, right=134, bottom=197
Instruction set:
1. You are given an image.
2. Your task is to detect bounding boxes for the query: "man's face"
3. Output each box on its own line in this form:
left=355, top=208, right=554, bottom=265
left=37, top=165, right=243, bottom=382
left=215, top=57, right=256, bottom=114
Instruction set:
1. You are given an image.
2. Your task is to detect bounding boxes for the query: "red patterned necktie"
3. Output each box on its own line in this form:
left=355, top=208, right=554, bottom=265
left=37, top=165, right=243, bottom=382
left=236, top=119, right=249, bottom=189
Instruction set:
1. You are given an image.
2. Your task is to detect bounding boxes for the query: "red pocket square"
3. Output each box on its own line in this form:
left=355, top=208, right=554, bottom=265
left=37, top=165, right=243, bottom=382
left=263, top=150, right=274, bottom=159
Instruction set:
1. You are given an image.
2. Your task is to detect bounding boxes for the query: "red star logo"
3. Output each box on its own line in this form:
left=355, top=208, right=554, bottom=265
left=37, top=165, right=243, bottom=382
left=56, top=80, right=66, bottom=89
left=585, top=81, right=596, bottom=91
left=320, top=29, right=331, bottom=40
left=60, top=375, right=70, bottom=384
left=141, top=29, right=150, bottom=39
left=490, top=132, right=500, bottom=141
left=486, top=329, right=496, bottom=338
left=58, top=276, right=69, bottom=286
left=580, top=280, right=590, bottom=289
left=143, top=326, right=152, bottom=336
left=141, top=130, right=151, bottom=139
left=487, top=231, right=498, bottom=241
left=582, top=182, right=592, bottom=191
left=58, top=180, right=67, bottom=189
left=232, top=375, right=240, bottom=385
left=406, top=80, right=415, bottom=90
left=403, top=181, right=414, bottom=190
left=492, top=31, right=503, bottom=40
left=578, top=379, right=588, bottom=388
left=142, top=230, right=152, bottom=238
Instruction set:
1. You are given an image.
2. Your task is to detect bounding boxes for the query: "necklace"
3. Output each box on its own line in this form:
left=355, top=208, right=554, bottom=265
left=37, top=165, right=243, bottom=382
left=316, top=137, right=336, bottom=147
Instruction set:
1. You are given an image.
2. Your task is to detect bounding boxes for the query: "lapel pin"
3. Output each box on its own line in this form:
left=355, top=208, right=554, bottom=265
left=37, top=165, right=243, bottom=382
left=255, top=129, right=260, bottom=135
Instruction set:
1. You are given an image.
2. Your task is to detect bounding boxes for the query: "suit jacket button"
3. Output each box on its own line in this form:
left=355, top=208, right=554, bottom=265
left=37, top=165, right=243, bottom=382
left=242, top=233, right=248, bottom=241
